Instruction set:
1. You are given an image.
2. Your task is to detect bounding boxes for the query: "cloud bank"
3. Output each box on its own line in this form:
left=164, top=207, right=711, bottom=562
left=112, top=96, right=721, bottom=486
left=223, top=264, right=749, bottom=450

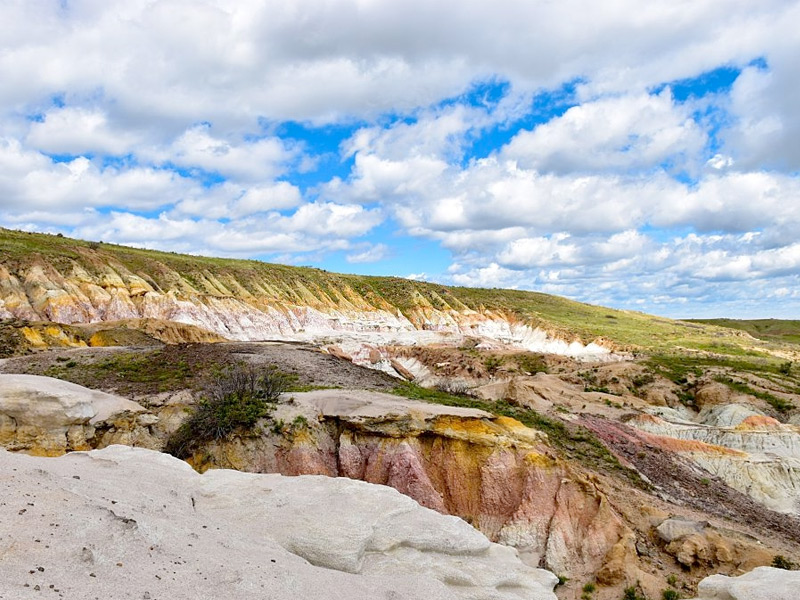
left=1, top=0, right=799, bottom=317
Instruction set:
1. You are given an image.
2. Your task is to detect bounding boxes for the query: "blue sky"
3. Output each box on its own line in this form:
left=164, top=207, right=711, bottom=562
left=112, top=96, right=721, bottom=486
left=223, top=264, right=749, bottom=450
left=1, top=1, right=800, bottom=318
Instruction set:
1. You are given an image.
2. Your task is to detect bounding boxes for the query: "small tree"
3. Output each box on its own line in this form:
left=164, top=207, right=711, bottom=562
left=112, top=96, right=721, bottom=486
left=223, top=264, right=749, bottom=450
left=165, top=364, right=292, bottom=459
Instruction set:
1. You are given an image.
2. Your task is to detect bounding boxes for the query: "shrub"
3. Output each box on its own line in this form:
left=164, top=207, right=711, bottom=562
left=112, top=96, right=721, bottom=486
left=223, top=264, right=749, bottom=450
left=662, top=590, right=680, bottom=600
left=483, top=355, right=503, bottom=374
left=583, top=582, right=596, bottom=593
left=772, top=555, right=797, bottom=570
left=623, top=587, right=648, bottom=600
left=165, top=364, right=291, bottom=458
left=434, top=378, right=472, bottom=396
left=779, top=362, right=793, bottom=375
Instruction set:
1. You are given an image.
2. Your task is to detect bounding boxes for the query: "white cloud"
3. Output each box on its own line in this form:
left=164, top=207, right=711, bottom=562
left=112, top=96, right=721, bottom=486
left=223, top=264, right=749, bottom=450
left=143, top=124, right=296, bottom=183
left=0, top=138, right=195, bottom=212
left=26, top=107, right=139, bottom=156
left=503, top=90, right=706, bottom=174
left=1, top=0, right=800, bottom=318
left=346, top=243, right=390, bottom=263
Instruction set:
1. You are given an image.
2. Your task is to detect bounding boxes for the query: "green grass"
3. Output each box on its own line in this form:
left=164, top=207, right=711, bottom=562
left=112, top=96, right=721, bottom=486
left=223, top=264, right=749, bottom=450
left=42, top=349, right=201, bottom=395
left=644, top=352, right=793, bottom=384
left=392, top=382, right=646, bottom=487
left=688, top=318, right=800, bottom=345
left=1, top=227, right=783, bottom=356
left=713, top=375, right=795, bottom=413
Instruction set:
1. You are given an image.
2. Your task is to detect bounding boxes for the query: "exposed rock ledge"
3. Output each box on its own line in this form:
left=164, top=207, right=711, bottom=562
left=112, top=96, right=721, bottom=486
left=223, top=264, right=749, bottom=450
left=0, top=445, right=558, bottom=600
left=0, top=374, right=158, bottom=455
left=690, top=566, right=800, bottom=600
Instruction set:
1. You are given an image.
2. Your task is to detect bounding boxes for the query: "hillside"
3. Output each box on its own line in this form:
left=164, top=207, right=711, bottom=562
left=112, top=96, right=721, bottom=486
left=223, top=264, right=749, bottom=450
left=0, top=227, right=789, bottom=361
left=688, top=318, right=800, bottom=345
left=4, top=227, right=800, bottom=600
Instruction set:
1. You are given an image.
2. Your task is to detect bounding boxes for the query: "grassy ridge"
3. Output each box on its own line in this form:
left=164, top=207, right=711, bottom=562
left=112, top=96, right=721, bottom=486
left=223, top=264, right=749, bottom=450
left=687, top=318, right=800, bottom=345
left=0, top=227, right=793, bottom=354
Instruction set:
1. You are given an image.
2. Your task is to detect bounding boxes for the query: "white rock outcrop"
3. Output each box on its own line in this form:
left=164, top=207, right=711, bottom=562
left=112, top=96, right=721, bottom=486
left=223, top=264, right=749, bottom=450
left=690, top=566, right=800, bottom=600
left=0, top=445, right=558, bottom=600
left=0, top=374, right=157, bottom=454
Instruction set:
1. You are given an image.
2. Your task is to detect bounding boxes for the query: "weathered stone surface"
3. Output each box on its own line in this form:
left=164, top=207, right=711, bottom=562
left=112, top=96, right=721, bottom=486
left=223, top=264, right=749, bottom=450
left=690, top=566, right=800, bottom=600
left=656, top=518, right=709, bottom=543
left=0, top=446, right=558, bottom=600
left=190, top=389, right=631, bottom=581
left=0, top=257, right=613, bottom=359
left=0, top=374, right=158, bottom=455
left=629, top=412, right=800, bottom=514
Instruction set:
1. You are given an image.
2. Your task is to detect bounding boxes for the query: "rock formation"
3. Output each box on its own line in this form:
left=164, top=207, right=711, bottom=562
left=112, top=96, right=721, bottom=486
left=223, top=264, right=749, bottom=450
left=0, top=374, right=158, bottom=455
left=183, top=388, right=635, bottom=582
left=0, top=445, right=559, bottom=600
left=629, top=409, right=800, bottom=514
left=689, top=566, right=800, bottom=600
left=0, top=253, right=612, bottom=360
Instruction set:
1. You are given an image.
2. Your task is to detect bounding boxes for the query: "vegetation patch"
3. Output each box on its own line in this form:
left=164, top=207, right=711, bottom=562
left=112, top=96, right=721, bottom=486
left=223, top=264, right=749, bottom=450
left=713, top=375, right=795, bottom=413
left=771, top=554, right=797, bottom=570
left=165, top=364, right=292, bottom=458
left=688, top=318, right=800, bottom=345
left=44, top=348, right=199, bottom=395
left=0, top=320, right=26, bottom=358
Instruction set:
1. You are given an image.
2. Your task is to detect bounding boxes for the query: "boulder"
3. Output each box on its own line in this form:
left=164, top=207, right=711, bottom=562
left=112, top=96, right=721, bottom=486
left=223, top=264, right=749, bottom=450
left=0, top=374, right=158, bottom=454
left=656, top=517, right=708, bottom=543
left=0, top=445, right=559, bottom=600
left=690, top=566, right=800, bottom=600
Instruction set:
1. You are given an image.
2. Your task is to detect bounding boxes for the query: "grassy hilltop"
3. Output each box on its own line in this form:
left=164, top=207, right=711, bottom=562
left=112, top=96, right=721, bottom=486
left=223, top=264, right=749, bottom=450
left=0, top=226, right=795, bottom=359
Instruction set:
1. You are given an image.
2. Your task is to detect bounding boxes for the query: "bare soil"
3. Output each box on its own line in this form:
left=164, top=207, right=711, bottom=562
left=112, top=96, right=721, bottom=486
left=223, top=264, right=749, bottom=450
left=0, top=341, right=399, bottom=399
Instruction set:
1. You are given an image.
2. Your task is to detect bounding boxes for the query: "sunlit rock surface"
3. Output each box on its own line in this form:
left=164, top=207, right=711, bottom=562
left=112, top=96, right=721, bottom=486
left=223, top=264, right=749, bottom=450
left=187, top=389, right=633, bottom=580
left=0, top=445, right=558, bottom=600
left=0, top=260, right=612, bottom=360
left=689, top=566, right=800, bottom=600
left=630, top=411, right=800, bottom=514
left=0, top=374, right=158, bottom=455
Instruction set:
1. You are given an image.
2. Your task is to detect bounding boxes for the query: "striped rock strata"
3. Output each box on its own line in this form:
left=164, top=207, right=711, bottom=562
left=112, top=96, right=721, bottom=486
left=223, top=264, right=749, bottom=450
left=185, top=389, right=634, bottom=581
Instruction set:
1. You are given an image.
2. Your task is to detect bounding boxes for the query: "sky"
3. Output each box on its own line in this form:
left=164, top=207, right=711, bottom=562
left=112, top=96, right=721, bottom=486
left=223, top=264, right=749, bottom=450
left=1, top=1, right=800, bottom=319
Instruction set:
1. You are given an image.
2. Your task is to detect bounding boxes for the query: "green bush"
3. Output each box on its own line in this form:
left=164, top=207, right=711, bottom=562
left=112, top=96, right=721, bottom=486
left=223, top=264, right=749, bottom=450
left=623, top=587, right=648, bottom=600
left=165, top=364, right=291, bottom=458
left=772, top=555, right=797, bottom=570
left=662, top=589, right=680, bottom=600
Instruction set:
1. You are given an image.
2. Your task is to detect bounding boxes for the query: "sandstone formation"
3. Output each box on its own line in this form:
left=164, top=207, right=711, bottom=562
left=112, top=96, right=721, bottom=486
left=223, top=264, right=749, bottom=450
left=0, top=374, right=158, bottom=455
left=0, top=258, right=612, bottom=360
left=689, top=566, right=800, bottom=600
left=185, top=389, right=634, bottom=582
left=0, top=445, right=559, bottom=600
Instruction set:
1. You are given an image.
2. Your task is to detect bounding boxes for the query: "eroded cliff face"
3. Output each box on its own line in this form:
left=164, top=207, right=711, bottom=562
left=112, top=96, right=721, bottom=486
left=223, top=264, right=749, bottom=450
left=629, top=411, right=800, bottom=515
left=0, top=258, right=612, bottom=360
left=182, top=389, right=634, bottom=583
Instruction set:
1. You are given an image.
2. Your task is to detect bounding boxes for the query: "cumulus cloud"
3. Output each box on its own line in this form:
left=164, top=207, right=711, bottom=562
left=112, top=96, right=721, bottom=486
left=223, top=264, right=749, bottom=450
left=142, top=124, right=297, bottom=183
left=1, top=0, right=799, bottom=317
left=502, top=90, right=706, bottom=174
left=26, top=107, right=140, bottom=156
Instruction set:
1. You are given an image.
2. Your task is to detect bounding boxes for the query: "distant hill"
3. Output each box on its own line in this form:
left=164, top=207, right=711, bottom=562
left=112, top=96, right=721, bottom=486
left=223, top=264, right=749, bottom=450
left=0, top=227, right=789, bottom=357
left=687, top=319, right=800, bottom=345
